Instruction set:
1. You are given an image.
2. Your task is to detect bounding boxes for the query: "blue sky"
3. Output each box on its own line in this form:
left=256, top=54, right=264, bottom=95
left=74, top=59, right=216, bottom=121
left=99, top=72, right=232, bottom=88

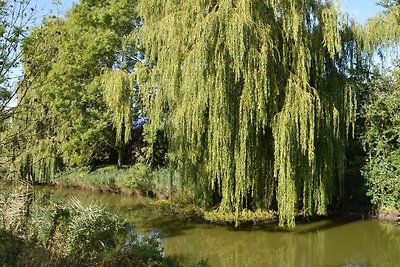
left=33, top=0, right=384, bottom=24
left=32, top=0, right=76, bottom=19
left=341, top=0, right=384, bottom=23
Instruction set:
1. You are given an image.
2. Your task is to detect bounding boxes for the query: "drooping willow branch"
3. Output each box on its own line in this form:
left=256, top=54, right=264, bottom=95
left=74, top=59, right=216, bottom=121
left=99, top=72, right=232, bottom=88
left=137, top=0, right=359, bottom=227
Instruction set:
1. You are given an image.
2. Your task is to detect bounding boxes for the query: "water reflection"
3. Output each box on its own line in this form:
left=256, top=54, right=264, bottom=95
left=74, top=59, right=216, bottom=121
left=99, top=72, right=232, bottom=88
left=161, top=219, right=400, bottom=267
left=30, top=186, right=400, bottom=267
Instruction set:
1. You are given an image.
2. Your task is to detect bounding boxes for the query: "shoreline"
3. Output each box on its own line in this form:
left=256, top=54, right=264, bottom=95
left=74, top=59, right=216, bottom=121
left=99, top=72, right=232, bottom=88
left=1, top=179, right=399, bottom=225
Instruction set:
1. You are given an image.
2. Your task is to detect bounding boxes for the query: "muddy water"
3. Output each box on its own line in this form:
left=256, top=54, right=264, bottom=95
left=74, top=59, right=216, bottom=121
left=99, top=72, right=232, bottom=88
left=36, top=186, right=400, bottom=267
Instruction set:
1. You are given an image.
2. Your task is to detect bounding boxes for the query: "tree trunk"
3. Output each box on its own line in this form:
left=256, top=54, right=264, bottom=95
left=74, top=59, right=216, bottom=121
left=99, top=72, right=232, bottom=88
left=117, top=146, right=123, bottom=169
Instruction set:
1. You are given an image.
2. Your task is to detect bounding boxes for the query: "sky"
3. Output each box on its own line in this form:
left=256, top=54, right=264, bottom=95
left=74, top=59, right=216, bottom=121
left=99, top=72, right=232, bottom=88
left=32, top=0, right=384, bottom=23
left=340, top=0, right=384, bottom=23
left=32, top=0, right=384, bottom=22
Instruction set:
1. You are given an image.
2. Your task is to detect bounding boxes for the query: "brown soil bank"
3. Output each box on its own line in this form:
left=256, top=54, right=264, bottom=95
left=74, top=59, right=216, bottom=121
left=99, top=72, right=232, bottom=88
left=377, top=209, right=400, bottom=222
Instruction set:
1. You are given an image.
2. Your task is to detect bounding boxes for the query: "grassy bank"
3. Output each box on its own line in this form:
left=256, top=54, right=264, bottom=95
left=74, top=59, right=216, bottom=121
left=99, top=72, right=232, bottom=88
left=52, top=164, right=177, bottom=199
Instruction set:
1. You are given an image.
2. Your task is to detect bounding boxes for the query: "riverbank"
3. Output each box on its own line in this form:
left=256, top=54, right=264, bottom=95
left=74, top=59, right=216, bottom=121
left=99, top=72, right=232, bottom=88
left=1, top=165, right=398, bottom=225
left=2, top=177, right=399, bottom=267
left=377, top=208, right=400, bottom=222
left=50, top=164, right=174, bottom=199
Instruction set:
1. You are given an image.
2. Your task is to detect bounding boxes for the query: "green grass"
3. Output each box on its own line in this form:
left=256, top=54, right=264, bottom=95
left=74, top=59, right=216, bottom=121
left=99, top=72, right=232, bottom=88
left=53, top=164, right=182, bottom=199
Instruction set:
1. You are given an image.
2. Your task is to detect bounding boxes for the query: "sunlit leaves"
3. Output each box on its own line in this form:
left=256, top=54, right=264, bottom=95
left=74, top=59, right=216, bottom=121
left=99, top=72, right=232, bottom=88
left=102, top=69, right=134, bottom=146
left=137, top=0, right=358, bottom=227
left=5, top=0, right=137, bottom=181
left=363, top=72, right=400, bottom=210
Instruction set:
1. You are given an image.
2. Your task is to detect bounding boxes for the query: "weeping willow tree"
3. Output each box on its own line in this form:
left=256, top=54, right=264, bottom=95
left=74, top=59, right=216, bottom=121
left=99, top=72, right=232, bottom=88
left=102, top=69, right=134, bottom=168
left=363, top=0, right=400, bottom=53
left=1, top=93, right=61, bottom=183
left=137, top=0, right=359, bottom=227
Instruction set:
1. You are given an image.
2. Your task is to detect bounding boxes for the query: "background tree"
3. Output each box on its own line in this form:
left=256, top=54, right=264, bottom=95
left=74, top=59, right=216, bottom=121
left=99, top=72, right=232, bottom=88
left=359, top=0, right=400, bottom=211
left=362, top=71, right=400, bottom=210
left=0, top=0, right=34, bottom=117
left=363, top=0, right=400, bottom=54
left=102, top=69, right=135, bottom=168
left=136, top=0, right=360, bottom=226
left=4, top=0, right=139, bottom=182
left=0, top=0, right=44, bottom=177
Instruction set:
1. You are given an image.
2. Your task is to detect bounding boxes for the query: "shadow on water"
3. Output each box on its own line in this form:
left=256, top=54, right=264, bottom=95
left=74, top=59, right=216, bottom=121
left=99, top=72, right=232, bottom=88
left=294, top=217, right=361, bottom=234
left=225, top=216, right=362, bottom=235
left=227, top=220, right=291, bottom=233
left=134, top=216, right=200, bottom=238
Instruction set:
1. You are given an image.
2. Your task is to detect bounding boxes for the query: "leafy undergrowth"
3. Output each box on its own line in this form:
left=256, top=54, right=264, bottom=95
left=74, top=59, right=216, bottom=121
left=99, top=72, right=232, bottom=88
left=204, top=208, right=276, bottom=226
left=0, top=186, right=209, bottom=267
left=153, top=194, right=277, bottom=226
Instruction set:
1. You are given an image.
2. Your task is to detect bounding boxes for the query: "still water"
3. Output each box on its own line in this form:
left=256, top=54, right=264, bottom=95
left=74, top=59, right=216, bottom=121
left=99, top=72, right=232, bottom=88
left=36, top=186, right=399, bottom=267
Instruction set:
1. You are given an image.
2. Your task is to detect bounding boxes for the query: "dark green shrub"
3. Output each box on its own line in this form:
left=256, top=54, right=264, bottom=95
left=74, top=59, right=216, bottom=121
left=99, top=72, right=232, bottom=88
left=116, top=163, right=154, bottom=192
left=0, top=229, right=22, bottom=267
left=362, top=73, right=400, bottom=210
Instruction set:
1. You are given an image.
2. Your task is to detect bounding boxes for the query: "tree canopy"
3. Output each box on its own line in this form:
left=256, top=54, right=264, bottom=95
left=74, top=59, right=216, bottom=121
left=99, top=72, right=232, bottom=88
left=0, top=0, right=36, bottom=121
left=362, top=71, right=400, bottom=210
left=136, top=0, right=359, bottom=226
left=1, top=0, right=399, bottom=227
left=2, top=0, right=138, bottom=182
left=360, top=0, right=400, bottom=211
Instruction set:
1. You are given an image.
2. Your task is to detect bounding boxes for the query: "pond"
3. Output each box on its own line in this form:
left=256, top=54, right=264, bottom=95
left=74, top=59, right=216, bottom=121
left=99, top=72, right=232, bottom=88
left=34, top=186, right=400, bottom=267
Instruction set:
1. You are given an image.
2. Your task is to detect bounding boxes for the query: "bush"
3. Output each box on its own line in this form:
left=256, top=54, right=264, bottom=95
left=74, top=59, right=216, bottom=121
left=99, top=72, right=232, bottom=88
left=56, top=166, right=120, bottom=187
left=62, top=199, right=122, bottom=263
left=57, top=164, right=163, bottom=194
left=0, top=229, right=22, bottom=266
left=362, top=72, right=400, bottom=210
left=115, top=163, right=154, bottom=192
left=0, top=187, right=180, bottom=266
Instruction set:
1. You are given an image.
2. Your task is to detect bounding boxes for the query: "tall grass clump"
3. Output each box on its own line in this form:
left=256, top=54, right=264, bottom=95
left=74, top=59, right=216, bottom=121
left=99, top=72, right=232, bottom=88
left=0, top=184, right=193, bottom=266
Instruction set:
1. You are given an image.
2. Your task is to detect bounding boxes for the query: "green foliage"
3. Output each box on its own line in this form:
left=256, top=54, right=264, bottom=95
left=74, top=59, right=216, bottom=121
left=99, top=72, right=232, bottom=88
left=362, top=1, right=400, bottom=54
left=0, top=1, right=40, bottom=180
left=362, top=71, right=400, bottom=210
left=56, top=164, right=172, bottom=195
left=2, top=0, right=139, bottom=182
left=58, top=166, right=122, bottom=187
left=0, top=0, right=33, bottom=112
left=151, top=167, right=182, bottom=197
left=0, top=185, right=32, bottom=235
left=102, top=69, right=138, bottom=167
left=102, top=69, right=135, bottom=147
left=204, top=209, right=275, bottom=225
left=137, top=0, right=359, bottom=227
left=0, top=229, right=22, bottom=267
left=55, top=164, right=189, bottom=200
left=115, top=163, right=154, bottom=192
left=0, top=186, right=181, bottom=267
